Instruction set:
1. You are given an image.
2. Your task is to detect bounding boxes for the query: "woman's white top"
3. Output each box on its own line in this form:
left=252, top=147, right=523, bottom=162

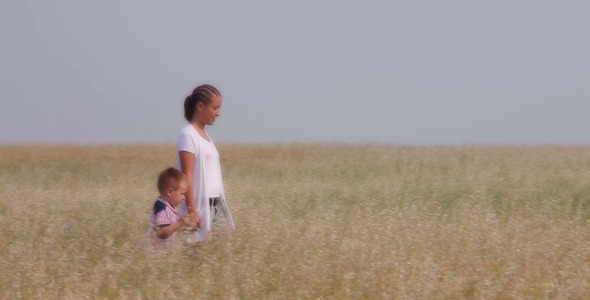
left=177, top=124, right=235, bottom=242
left=199, top=134, right=222, bottom=198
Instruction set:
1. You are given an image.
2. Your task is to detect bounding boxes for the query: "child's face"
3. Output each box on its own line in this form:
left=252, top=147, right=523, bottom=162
left=166, top=183, right=188, bottom=207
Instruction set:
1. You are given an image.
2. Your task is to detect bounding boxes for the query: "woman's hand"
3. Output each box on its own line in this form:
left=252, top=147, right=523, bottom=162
left=190, top=212, right=201, bottom=229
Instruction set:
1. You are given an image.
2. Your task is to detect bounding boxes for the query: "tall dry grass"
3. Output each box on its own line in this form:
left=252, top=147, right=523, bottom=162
left=1, top=144, right=590, bottom=299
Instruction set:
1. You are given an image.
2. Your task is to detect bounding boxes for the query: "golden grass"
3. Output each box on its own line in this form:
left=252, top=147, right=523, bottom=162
left=1, top=143, right=590, bottom=299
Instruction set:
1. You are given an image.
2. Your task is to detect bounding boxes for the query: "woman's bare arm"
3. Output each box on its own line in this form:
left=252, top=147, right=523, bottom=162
left=179, top=151, right=201, bottom=228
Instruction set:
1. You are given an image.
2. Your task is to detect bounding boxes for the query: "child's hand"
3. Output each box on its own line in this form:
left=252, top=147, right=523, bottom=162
left=179, top=215, right=191, bottom=228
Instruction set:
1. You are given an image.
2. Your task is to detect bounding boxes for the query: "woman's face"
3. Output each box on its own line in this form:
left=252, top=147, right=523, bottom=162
left=196, top=96, right=222, bottom=126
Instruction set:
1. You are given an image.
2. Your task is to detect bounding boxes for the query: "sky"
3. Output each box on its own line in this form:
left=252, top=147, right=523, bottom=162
left=1, top=1, right=589, bottom=145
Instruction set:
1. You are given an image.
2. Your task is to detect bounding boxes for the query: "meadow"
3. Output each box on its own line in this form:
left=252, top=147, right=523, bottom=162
left=1, top=143, right=590, bottom=299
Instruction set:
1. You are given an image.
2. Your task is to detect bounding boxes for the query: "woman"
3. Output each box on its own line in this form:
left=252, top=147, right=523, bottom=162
left=177, top=84, right=235, bottom=242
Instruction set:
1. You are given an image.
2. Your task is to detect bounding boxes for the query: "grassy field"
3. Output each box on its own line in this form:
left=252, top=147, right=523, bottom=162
left=1, top=143, right=590, bottom=299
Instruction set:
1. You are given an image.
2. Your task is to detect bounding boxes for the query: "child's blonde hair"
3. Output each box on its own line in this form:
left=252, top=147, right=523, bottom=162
left=157, top=167, right=189, bottom=194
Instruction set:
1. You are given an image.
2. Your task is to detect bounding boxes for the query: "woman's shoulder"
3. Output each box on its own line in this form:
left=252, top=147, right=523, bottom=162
left=179, top=124, right=196, bottom=134
left=178, top=124, right=198, bottom=139
left=178, top=124, right=199, bottom=152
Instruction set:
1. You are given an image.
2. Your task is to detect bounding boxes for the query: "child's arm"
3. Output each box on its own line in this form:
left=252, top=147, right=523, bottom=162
left=156, top=215, right=191, bottom=239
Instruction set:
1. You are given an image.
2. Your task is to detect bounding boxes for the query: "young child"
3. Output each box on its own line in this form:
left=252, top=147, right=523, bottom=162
left=145, top=167, right=193, bottom=252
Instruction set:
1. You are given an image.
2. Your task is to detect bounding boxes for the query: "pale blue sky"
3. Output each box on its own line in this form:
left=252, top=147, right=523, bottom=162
left=1, top=1, right=589, bottom=145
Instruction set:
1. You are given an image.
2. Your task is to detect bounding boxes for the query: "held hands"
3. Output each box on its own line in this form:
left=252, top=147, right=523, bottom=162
left=179, top=214, right=191, bottom=228
left=188, top=212, right=201, bottom=231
